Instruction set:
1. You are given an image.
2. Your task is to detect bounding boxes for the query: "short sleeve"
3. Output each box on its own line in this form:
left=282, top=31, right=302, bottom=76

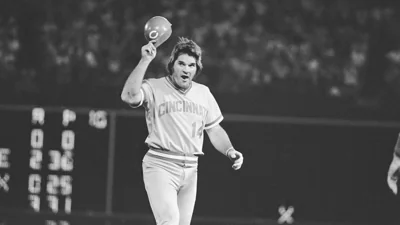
left=129, top=79, right=154, bottom=110
left=204, top=88, right=223, bottom=130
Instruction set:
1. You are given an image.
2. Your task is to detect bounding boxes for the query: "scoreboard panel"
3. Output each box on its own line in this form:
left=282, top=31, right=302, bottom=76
left=0, top=107, right=110, bottom=218
left=1, top=105, right=400, bottom=225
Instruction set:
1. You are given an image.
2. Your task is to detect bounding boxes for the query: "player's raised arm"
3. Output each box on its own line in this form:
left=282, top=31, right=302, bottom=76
left=121, top=42, right=156, bottom=106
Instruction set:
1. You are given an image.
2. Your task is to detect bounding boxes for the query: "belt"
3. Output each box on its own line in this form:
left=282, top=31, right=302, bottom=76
left=146, top=148, right=198, bottom=166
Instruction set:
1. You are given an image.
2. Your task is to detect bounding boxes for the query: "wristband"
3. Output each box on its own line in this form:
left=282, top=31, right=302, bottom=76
left=225, top=147, right=234, bottom=157
left=393, top=153, right=400, bottom=165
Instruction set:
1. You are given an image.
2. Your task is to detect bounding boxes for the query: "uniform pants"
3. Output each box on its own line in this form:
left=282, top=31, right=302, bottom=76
left=142, top=154, right=198, bottom=225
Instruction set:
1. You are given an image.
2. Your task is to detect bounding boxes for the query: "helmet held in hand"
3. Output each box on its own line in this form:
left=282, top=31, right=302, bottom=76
left=144, top=16, right=172, bottom=48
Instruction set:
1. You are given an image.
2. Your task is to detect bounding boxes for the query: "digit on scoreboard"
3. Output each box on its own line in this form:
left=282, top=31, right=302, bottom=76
left=89, top=110, right=107, bottom=129
left=61, top=130, right=75, bottom=151
left=28, top=174, right=41, bottom=194
left=30, top=149, right=42, bottom=170
left=32, top=108, right=45, bottom=125
left=29, top=194, right=40, bottom=212
left=47, top=195, right=59, bottom=213
left=0, top=147, right=10, bottom=168
left=31, top=129, right=44, bottom=149
left=62, top=109, right=76, bottom=127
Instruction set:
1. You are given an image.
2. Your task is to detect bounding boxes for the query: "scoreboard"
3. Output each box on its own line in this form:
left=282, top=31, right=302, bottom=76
left=0, top=106, right=112, bottom=224
left=1, top=105, right=400, bottom=225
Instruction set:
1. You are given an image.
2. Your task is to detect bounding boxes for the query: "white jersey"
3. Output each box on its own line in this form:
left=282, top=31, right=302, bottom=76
left=133, top=76, right=223, bottom=155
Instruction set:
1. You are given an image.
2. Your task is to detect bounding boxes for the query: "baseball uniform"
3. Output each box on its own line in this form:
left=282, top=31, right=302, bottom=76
left=132, top=75, right=223, bottom=225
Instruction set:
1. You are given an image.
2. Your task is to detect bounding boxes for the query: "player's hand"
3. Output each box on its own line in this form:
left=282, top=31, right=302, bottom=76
left=141, top=41, right=157, bottom=62
left=228, top=150, right=244, bottom=170
left=387, top=155, right=400, bottom=195
left=388, top=175, right=398, bottom=195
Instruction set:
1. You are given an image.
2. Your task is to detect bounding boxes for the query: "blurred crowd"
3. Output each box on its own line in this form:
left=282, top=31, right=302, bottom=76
left=0, top=0, right=400, bottom=115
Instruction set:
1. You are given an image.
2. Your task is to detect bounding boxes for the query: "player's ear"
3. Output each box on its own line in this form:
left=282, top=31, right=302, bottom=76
left=170, top=61, right=175, bottom=74
left=196, top=61, right=202, bottom=76
left=167, top=58, right=174, bottom=75
left=167, top=68, right=174, bottom=76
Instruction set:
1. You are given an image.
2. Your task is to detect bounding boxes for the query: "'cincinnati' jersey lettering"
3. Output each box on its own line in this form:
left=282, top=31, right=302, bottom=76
left=158, top=101, right=208, bottom=118
left=130, top=76, right=223, bottom=155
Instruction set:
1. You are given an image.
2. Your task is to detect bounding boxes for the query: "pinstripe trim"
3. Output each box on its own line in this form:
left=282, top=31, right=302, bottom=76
left=146, top=149, right=198, bottom=165
left=149, top=148, right=198, bottom=157
left=205, top=115, right=223, bottom=129
left=148, top=149, right=198, bottom=161
left=146, top=152, right=198, bottom=165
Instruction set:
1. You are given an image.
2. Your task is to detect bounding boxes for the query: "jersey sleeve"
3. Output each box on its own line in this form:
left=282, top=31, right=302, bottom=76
left=129, top=79, right=154, bottom=110
left=204, top=88, right=223, bottom=130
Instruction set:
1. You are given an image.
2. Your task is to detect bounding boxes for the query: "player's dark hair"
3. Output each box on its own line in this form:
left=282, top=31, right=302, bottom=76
left=166, top=37, right=203, bottom=77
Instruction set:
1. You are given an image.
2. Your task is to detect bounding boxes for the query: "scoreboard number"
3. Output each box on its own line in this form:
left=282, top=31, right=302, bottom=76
left=28, top=174, right=41, bottom=194
left=32, top=108, right=45, bottom=125
left=47, top=195, right=59, bottom=213
left=62, top=109, right=76, bottom=127
left=29, top=194, right=40, bottom=212
left=30, top=149, right=42, bottom=170
left=27, top=108, right=75, bottom=217
left=31, top=129, right=44, bottom=149
left=0, top=147, right=10, bottom=168
left=0, top=106, right=110, bottom=222
left=46, top=175, right=72, bottom=195
left=48, top=150, right=73, bottom=172
left=89, top=110, right=107, bottom=129
left=61, top=130, right=75, bottom=151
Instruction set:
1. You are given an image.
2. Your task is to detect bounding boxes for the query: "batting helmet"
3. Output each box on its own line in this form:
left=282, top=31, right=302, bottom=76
left=144, top=16, right=172, bottom=48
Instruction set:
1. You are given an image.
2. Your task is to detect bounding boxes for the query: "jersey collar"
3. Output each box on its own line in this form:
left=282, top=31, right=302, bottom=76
left=165, top=76, right=192, bottom=95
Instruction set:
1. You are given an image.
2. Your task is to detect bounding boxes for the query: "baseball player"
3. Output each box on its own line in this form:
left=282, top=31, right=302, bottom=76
left=388, top=133, right=400, bottom=195
left=121, top=37, right=244, bottom=225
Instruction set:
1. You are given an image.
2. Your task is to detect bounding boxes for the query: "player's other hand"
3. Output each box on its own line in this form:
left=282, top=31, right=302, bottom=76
left=228, top=150, right=244, bottom=170
left=141, top=41, right=157, bottom=62
left=388, top=175, right=397, bottom=195
left=387, top=155, right=400, bottom=195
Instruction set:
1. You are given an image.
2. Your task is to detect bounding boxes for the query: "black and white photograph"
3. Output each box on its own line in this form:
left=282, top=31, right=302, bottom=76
left=0, top=0, right=400, bottom=225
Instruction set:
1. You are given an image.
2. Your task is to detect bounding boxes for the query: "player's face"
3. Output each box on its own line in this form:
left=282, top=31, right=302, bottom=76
left=170, top=53, right=197, bottom=90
